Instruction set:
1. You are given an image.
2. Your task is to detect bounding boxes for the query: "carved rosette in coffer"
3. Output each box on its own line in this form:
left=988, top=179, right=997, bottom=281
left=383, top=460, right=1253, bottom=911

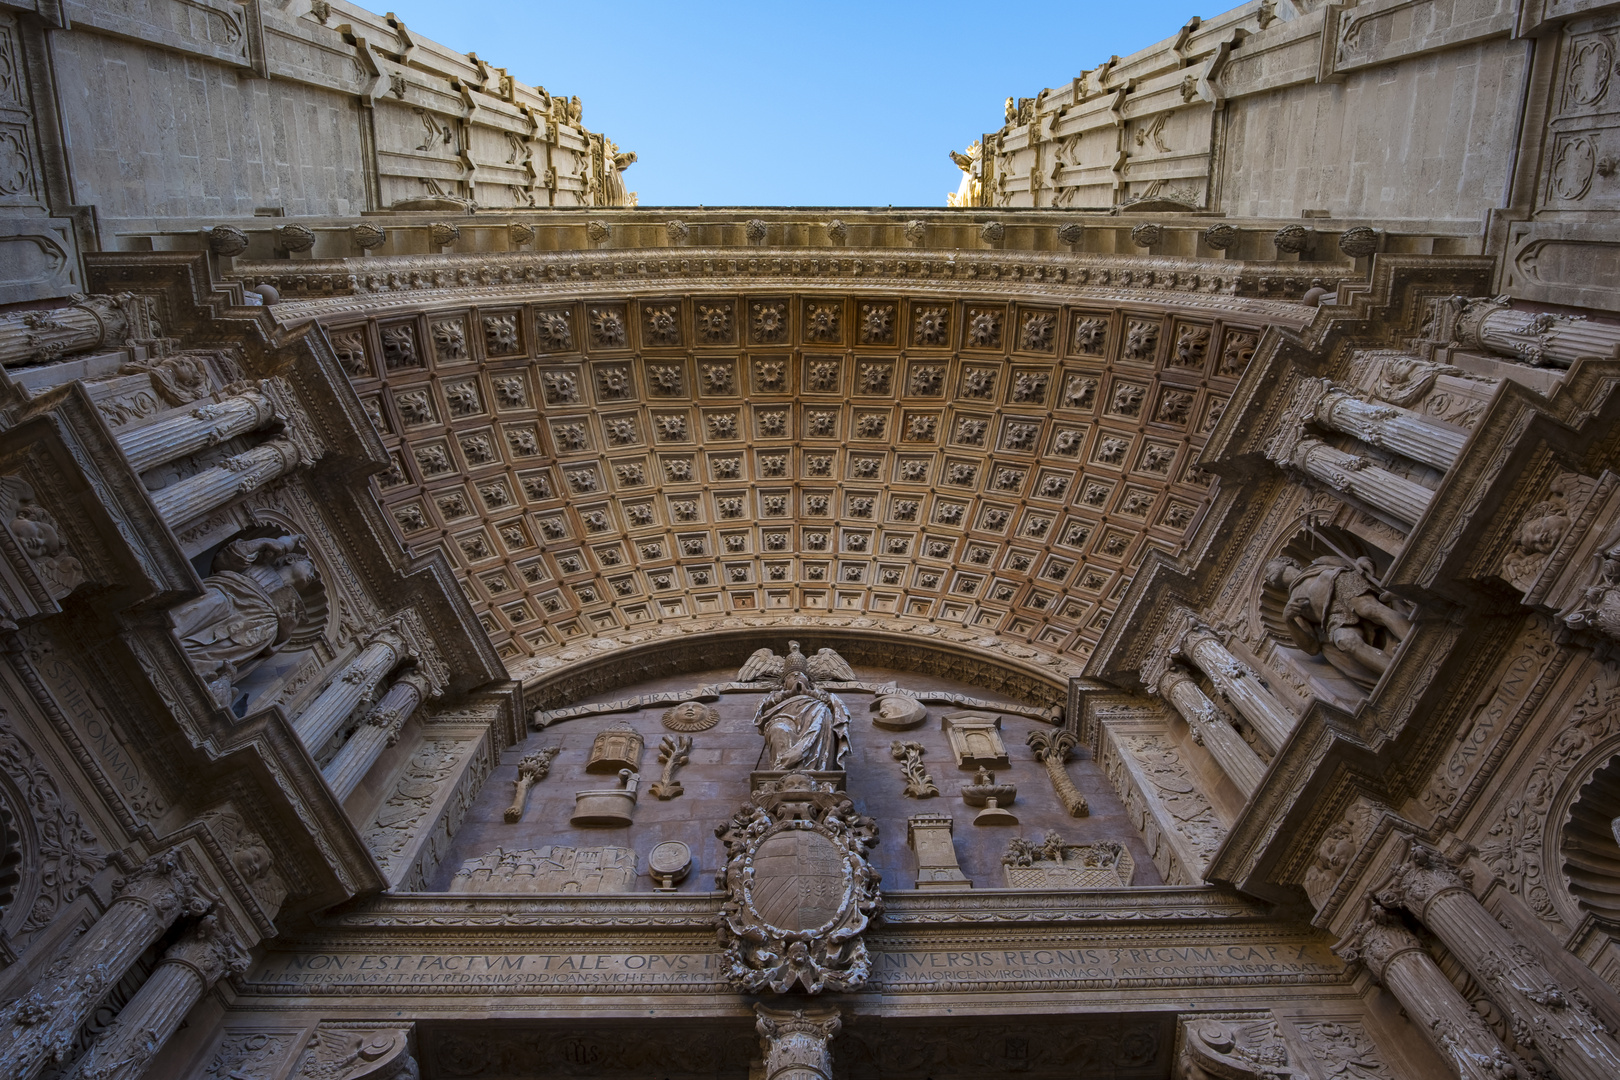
left=715, top=774, right=882, bottom=994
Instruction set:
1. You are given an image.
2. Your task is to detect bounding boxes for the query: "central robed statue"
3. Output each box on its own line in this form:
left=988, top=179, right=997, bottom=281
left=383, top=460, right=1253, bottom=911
left=748, top=642, right=853, bottom=772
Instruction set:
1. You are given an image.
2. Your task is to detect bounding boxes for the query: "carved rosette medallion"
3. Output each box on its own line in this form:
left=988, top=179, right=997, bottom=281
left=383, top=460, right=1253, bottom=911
left=715, top=774, right=881, bottom=994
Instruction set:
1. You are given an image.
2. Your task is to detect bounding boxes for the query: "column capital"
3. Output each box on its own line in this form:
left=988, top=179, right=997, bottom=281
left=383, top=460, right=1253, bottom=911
left=755, top=1003, right=842, bottom=1080
left=164, top=913, right=249, bottom=986
left=1262, top=375, right=1331, bottom=466
left=1333, top=900, right=1424, bottom=981
left=377, top=608, right=449, bottom=697
left=112, top=850, right=210, bottom=923
left=1377, top=840, right=1472, bottom=915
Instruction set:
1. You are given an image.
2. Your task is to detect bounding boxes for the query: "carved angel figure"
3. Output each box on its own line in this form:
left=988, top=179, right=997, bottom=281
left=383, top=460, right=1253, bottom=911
left=603, top=142, right=637, bottom=207
left=748, top=642, right=852, bottom=773
left=1264, top=554, right=1411, bottom=689
left=737, top=641, right=856, bottom=683
left=947, top=141, right=981, bottom=208
left=169, top=532, right=326, bottom=705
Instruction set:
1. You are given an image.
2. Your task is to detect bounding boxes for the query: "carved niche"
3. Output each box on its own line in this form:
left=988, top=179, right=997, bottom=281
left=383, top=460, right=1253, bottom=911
left=715, top=774, right=881, bottom=993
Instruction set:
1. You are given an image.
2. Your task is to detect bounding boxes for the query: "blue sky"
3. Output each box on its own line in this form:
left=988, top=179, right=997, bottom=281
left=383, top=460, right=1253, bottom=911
left=381, top=1, right=1208, bottom=206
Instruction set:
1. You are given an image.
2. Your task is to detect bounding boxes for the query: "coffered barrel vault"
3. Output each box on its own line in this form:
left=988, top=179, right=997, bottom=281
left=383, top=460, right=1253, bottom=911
left=253, top=250, right=1313, bottom=686
left=0, top=0, right=1617, bottom=1079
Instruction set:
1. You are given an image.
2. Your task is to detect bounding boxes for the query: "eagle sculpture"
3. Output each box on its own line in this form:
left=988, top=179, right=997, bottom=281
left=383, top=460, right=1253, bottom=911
left=736, top=640, right=857, bottom=684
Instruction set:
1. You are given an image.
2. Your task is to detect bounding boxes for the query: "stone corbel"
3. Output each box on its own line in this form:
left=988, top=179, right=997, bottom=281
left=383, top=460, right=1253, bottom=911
left=1176, top=1012, right=1308, bottom=1079
left=296, top=1022, right=418, bottom=1080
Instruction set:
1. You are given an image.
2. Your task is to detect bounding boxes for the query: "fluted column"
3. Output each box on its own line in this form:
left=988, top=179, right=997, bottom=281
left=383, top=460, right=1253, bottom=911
left=1458, top=297, right=1620, bottom=369
left=1316, top=388, right=1468, bottom=472
left=1181, top=626, right=1298, bottom=754
left=323, top=668, right=431, bottom=801
left=117, top=383, right=283, bottom=473
left=1288, top=437, right=1435, bottom=529
left=1158, top=665, right=1266, bottom=797
left=0, top=853, right=208, bottom=1080
left=0, top=294, right=158, bottom=367
left=63, top=914, right=247, bottom=1080
left=1336, top=901, right=1523, bottom=1080
left=148, top=438, right=304, bottom=525
left=1379, top=843, right=1620, bottom=1080
left=293, top=631, right=406, bottom=752
left=755, top=1003, right=841, bottom=1080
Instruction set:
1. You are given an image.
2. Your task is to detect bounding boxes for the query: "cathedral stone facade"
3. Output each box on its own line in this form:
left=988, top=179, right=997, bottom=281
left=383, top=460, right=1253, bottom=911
left=0, top=1, right=1617, bottom=1078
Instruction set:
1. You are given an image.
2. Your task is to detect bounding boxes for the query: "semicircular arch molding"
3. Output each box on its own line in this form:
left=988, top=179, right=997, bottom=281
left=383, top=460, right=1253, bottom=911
left=524, top=626, right=1073, bottom=715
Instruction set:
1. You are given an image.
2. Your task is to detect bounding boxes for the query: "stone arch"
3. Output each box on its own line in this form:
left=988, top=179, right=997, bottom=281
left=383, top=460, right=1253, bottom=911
left=1560, top=750, right=1620, bottom=924
left=524, top=627, right=1070, bottom=714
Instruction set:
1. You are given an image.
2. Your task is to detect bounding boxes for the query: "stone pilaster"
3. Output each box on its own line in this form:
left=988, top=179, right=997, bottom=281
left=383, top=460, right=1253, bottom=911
left=293, top=630, right=407, bottom=753
left=62, top=914, right=248, bottom=1080
left=1181, top=625, right=1297, bottom=754
left=755, top=1004, right=841, bottom=1080
left=1157, top=665, right=1265, bottom=797
left=116, top=379, right=287, bottom=473
left=324, top=668, right=432, bottom=801
left=0, top=852, right=209, bottom=1080
left=1378, top=843, right=1620, bottom=1080
left=1335, top=901, right=1522, bottom=1080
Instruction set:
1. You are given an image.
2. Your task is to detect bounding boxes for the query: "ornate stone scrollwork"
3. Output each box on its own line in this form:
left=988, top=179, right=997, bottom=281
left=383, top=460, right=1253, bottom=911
left=715, top=775, right=881, bottom=994
left=1177, top=1012, right=1306, bottom=1079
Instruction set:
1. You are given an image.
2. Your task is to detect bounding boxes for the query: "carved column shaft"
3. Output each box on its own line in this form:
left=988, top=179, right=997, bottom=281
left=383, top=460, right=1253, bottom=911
left=1339, top=906, right=1519, bottom=1080
left=117, top=386, right=279, bottom=474
left=1384, top=851, right=1620, bottom=1080
left=1461, top=300, right=1620, bottom=368
left=1159, top=666, right=1265, bottom=797
left=149, top=438, right=302, bottom=525
left=293, top=633, right=406, bottom=753
left=1292, top=437, right=1435, bottom=529
left=0, top=295, right=154, bottom=368
left=1317, top=389, right=1468, bottom=472
left=323, top=669, right=430, bottom=801
left=63, top=916, right=246, bottom=1080
left=0, top=855, right=204, bottom=1080
left=1182, top=629, right=1297, bottom=754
